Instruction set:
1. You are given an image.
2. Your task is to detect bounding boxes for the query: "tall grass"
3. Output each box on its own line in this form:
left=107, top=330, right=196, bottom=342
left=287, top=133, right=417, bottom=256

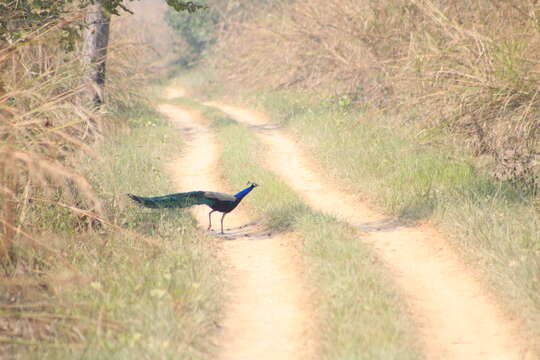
left=251, top=91, right=540, bottom=353
left=0, top=2, right=172, bottom=260
left=0, top=1, right=170, bottom=258
left=210, top=0, right=540, bottom=184
left=1, top=3, right=223, bottom=358
left=1, top=102, right=222, bottom=359
left=0, top=21, right=102, bottom=260
left=171, top=97, right=422, bottom=359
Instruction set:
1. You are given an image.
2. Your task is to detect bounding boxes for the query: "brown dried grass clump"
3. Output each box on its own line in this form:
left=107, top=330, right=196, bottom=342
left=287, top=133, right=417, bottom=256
left=0, top=32, right=103, bottom=261
left=0, top=17, right=105, bottom=353
left=0, top=3, right=171, bottom=352
left=213, top=0, right=418, bottom=103
left=395, top=0, right=540, bottom=186
left=213, top=0, right=540, bottom=185
left=0, top=1, right=169, bottom=260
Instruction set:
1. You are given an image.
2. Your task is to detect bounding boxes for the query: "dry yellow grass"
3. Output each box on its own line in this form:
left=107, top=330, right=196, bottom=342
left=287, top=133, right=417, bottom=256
left=211, top=0, right=540, bottom=185
left=0, top=3, right=224, bottom=358
left=0, top=1, right=171, bottom=258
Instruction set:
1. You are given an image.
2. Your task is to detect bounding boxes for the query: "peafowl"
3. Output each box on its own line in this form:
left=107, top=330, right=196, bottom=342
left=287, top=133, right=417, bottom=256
left=127, top=182, right=258, bottom=234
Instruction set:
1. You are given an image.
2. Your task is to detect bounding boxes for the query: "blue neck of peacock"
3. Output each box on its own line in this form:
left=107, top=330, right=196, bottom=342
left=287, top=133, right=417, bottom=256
left=234, top=185, right=255, bottom=200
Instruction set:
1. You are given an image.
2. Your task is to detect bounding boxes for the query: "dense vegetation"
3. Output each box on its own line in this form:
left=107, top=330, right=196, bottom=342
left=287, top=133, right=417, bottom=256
left=205, top=0, right=540, bottom=188
left=165, top=0, right=270, bottom=66
left=0, top=2, right=223, bottom=357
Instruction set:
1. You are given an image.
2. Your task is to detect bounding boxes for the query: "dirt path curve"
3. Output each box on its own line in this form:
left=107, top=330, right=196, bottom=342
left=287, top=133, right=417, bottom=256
left=211, top=103, right=532, bottom=360
left=157, top=100, right=313, bottom=360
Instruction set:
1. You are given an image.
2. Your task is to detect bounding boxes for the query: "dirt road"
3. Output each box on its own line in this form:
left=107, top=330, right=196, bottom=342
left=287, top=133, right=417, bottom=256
left=158, top=101, right=314, bottom=360
left=211, top=103, right=531, bottom=360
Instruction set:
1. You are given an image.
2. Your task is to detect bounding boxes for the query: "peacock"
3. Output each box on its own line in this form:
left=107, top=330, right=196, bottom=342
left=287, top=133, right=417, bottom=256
left=127, top=182, right=258, bottom=234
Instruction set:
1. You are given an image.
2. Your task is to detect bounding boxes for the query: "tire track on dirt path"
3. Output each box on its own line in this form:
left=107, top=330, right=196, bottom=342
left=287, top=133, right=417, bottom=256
left=157, top=100, right=314, bottom=360
left=211, top=103, right=533, bottom=360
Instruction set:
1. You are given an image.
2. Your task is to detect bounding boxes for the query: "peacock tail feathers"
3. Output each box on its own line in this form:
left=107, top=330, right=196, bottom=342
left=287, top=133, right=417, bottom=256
left=127, top=191, right=214, bottom=209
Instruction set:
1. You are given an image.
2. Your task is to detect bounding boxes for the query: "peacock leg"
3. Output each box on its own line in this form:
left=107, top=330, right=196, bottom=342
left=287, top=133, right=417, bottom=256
left=220, top=213, right=226, bottom=234
left=208, top=210, right=215, bottom=230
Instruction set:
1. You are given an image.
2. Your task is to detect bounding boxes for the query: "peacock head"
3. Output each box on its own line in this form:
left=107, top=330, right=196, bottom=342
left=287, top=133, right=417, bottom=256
left=235, top=181, right=259, bottom=199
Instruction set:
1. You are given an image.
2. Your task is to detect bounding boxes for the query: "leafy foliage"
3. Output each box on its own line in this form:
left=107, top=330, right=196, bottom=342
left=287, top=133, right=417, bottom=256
left=166, top=0, right=206, bottom=13
left=0, top=0, right=204, bottom=48
left=165, top=0, right=221, bottom=66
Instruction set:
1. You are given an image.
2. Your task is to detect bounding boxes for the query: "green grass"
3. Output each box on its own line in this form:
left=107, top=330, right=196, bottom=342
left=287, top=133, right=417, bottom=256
left=174, top=98, right=422, bottom=359
left=3, top=102, right=222, bottom=359
left=251, top=91, right=540, bottom=351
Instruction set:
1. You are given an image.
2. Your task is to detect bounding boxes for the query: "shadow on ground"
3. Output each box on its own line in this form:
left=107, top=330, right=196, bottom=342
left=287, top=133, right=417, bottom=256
left=210, top=221, right=273, bottom=241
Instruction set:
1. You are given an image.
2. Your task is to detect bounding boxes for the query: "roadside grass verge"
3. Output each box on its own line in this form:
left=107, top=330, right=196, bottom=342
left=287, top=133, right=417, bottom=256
left=170, top=97, right=422, bottom=359
left=251, top=91, right=540, bottom=347
left=3, top=103, right=222, bottom=359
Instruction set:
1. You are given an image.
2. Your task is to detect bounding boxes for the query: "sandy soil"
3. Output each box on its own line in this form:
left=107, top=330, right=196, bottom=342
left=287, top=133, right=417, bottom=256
left=157, top=102, right=314, bottom=360
left=211, top=103, right=533, bottom=360
left=163, top=87, right=186, bottom=99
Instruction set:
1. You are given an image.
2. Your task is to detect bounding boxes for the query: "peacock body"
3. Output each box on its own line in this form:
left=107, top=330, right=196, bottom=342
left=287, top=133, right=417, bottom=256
left=128, top=182, right=258, bottom=234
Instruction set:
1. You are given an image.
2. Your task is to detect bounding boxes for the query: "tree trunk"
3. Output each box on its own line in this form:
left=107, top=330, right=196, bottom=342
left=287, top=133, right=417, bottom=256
left=82, top=2, right=111, bottom=108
